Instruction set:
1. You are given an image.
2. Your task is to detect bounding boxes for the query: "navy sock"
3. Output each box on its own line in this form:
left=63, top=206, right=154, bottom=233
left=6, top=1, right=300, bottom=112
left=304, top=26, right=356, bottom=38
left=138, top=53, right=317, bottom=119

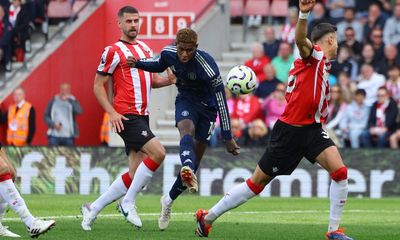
left=179, top=134, right=196, bottom=170
left=169, top=164, right=199, bottom=200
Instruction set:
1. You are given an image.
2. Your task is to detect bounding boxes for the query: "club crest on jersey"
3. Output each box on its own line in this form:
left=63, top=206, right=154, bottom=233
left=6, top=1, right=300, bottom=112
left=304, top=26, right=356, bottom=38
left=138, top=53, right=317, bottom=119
left=188, top=72, right=197, bottom=81
left=141, top=130, right=148, bottom=137
left=321, top=130, right=330, bottom=139
left=181, top=111, right=189, bottom=117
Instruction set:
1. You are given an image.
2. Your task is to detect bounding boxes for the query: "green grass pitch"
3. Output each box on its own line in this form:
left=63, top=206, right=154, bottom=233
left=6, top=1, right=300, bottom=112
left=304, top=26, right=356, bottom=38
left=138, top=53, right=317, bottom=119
left=2, top=195, right=400, bottom=239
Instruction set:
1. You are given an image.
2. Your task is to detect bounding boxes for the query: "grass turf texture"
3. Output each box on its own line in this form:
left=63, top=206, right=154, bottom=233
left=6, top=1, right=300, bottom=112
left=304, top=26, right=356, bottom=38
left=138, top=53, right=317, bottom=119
left=2, top=195, right=399, bottom=239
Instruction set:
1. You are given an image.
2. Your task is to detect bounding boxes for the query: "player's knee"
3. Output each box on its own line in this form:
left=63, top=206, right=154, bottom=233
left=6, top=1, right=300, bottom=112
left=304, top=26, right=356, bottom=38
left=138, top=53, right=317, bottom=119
left=330, top=166, right=348, bottom=182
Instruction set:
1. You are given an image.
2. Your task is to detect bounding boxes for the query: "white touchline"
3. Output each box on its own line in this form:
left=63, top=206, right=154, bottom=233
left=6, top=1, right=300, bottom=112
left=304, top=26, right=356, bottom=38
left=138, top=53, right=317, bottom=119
left=2, top=210, right=399, bottom=221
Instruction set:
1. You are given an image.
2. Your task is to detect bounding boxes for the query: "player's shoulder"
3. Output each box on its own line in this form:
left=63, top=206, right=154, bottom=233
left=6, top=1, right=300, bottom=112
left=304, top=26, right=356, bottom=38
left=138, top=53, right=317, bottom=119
left=310, top=44, right=324, bottom=60
left=136, top=40, right=153, bottom=54
left=195, top=49, right=216, bottom=63
left=161, top=45, right=177, bottom=54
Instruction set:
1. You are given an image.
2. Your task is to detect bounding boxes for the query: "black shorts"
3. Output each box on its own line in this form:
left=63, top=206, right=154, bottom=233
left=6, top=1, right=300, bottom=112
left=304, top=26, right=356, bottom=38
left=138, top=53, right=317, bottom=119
left=117, top=114, right=155, bottom=155
left=258, top=120, right=335, bottom=177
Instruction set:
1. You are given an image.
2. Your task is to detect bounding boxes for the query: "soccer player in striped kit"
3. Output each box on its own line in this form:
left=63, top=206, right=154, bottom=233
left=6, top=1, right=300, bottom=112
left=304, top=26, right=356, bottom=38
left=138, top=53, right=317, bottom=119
left=81, top=6, right=175, bottom=231
left=195, top=1, right=353, bottom=239
left=129, top=28, right=240, bottom=231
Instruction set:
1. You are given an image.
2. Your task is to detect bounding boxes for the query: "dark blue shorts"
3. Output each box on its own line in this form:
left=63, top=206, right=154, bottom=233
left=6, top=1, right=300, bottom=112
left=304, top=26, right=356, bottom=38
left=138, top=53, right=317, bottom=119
left=175, top=98, right=217, bottom=144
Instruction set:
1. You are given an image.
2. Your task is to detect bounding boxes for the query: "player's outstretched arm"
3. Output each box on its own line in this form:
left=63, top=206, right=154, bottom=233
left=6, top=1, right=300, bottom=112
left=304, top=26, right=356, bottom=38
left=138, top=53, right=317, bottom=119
left=127, top=53, right=168, bottom=73
left=295, top=0, right=315, bottom=58
left=212, top=76, right=240, bottom=155
left=94, top=74, right=128, bottom=132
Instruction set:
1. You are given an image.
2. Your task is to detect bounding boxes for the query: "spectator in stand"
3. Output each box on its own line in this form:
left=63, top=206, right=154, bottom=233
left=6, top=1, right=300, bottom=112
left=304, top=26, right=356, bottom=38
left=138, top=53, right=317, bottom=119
left=383, top=4, right=400, bottom=46
left=336, top=8, right=363, bottom=42
left=339, top=27, right=363, bottom=60
left=281, top=7, right=298, bottom=44
left=210, top=118, right=244, bottom=148
left=0, top=5, right=13, bottom=72
left=360, top=87, right=398, bottom=148
left=326, top=0, right=355, bottom=24
left=330, top=46, right=356, bottom=79
left=337, top=71, right=357, bottom=103
left=244, top=43, right=270, bottom=84
left=369, top=28, right=385, bottom=61
left=363, top=3, right=387, bottom=41
left=339, top=89, right=369, bottom=148
left=231, top=93, right=263, bottom=126
left=354, top=0, right=376, bottom=19
left=308, top=2, right=330, bottom=37
left=262, top=26, right=281, bottom=60
left=386, top=66, right=400, bottom=104
left=358, top=44, right=378, bottom=72
left=262, top=82, right=287, bottom=130
left=237, top=119, right=269, bottom=147
left=376, top=44, right=400, bottom=77
left=5, top=87, right=35, bottom=146
left=325, top=85, right=347, bottom=147
left=271, top=42, right=294, bottom=83
left=254, top=64, right=280, bottom=99
left=45, top=82, right=83, bottom=146
left=357, top=64, right=386, bottom=107
left=9, top=0, right=30, bottom=62
left=0, top=0, right=10, bottom=11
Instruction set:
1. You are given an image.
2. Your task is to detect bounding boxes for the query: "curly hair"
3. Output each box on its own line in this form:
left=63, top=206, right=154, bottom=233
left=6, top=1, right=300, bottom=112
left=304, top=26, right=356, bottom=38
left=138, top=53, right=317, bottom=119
left=176, top=28, right=197, bottom=44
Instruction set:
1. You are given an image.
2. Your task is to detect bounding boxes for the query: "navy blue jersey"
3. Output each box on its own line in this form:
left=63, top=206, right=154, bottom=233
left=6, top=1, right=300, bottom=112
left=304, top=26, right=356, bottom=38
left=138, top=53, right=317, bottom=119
left=137, top=45, right=232, bottom=140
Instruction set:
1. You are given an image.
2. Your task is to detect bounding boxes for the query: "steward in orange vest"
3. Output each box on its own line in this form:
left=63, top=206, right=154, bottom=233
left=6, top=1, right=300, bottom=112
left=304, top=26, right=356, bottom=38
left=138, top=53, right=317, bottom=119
left=100, top=112, right=110, bottom=145
left=6, top=100, right=36, bottom=146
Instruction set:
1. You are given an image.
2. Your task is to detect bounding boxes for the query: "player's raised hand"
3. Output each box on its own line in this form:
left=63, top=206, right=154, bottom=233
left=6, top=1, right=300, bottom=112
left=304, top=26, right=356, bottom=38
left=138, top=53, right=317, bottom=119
left=299, top=0, right=316, bottom=12
left=126, top=56, right=138, bottom=68
left=226, top=139, right=240, bottom=156
left=109, top=111, right=129, bottom=133
left=166, top=68, right=177, bottom=84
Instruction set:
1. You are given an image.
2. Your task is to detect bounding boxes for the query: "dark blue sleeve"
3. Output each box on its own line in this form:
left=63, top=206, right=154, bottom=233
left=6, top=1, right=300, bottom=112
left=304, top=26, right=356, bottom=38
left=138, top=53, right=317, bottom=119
left=201, top=52, right=232, bottom=140
left=213, top=78, right=232, bottom=140
left=136, top=50, right=169, bottom=73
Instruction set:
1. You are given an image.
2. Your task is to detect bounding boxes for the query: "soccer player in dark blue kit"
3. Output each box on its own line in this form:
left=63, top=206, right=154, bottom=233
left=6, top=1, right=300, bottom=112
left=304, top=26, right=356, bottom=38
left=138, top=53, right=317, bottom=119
left=129, top=28, right=240, bottom=230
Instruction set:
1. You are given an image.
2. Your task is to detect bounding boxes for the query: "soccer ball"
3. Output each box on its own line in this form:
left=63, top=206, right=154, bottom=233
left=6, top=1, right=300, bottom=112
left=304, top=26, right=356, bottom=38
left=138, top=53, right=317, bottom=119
left=226, top=65, right=257, bottom=95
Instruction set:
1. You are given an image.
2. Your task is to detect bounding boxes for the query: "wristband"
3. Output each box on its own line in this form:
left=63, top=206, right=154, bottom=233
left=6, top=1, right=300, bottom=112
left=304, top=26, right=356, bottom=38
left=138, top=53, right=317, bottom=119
left=299, top=11, right=310, bottom=20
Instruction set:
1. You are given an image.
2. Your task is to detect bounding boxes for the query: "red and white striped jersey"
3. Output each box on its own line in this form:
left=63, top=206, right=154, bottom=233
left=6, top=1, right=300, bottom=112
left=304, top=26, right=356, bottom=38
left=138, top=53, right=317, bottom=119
left=280, top=45, right=331, bottom=125
left=97, top=40, right=153, bottom=115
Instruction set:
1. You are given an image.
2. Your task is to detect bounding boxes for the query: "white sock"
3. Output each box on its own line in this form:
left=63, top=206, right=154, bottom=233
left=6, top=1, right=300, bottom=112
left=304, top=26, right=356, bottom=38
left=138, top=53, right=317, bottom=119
left=205, top=182, right=256, bottom=224
left=121, top=162, right=155, bottom=207
left=0, top=179, right=35, bottom=227
left=0, top=196, right=8, bottom=221
left=89, top=174, right=129, bottom=218
left=328, top=179, right=348, bottom=232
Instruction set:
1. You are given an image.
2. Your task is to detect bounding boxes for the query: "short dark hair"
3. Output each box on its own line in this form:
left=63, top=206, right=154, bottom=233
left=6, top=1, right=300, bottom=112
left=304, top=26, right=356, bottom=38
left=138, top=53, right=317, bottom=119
left=118, top=6, right=138, bottom=19
left=355, top=89, right=366, bottom=97
left=176, top=28, right=197, bottom=44
left=311, top=23, right=337, bottom=43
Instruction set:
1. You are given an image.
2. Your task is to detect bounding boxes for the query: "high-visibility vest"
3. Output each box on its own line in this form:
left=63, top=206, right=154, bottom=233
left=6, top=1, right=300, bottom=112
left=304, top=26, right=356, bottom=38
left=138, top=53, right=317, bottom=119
left=100, top=112, right=110, bottom=144
left=6, top=102, right=32, bottom=146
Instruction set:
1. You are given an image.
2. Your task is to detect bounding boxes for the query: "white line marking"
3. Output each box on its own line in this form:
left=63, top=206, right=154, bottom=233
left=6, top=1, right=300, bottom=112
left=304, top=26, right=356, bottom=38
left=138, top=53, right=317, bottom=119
left=2, top=210, right=399, bottom=221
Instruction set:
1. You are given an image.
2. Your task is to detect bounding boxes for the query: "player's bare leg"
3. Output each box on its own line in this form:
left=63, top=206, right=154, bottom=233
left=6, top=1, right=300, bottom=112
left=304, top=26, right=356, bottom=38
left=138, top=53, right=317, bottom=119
left=315, top=146, right=352, bottom=240
left=176, top=119, right=198, bottom=193
left=119, top=138, right=165, bottom=228
left=159, top=141, right=207, bottom=230
left=0, top=149, right=55, bottom=238
left=196, top=165, right=273, bottom=237
left=81, top=151, right=144, bottom=231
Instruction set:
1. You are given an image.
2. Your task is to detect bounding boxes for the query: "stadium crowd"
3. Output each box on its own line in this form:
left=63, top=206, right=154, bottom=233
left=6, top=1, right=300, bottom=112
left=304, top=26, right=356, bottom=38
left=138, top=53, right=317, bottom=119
left=0, top=0, right=84, bottom=73
left=212, top=0, right=400, bottom=149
